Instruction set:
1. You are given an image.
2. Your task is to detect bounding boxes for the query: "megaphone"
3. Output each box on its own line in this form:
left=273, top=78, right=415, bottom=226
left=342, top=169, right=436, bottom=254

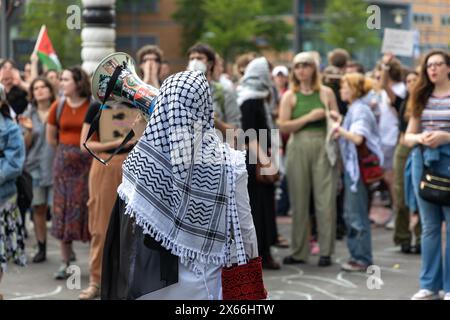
left=86, top=52, right=159, bottom=165
left=91, top=52, right=159, bottom=120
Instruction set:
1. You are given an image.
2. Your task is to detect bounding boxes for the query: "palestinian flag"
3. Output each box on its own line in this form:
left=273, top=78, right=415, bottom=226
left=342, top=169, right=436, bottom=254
left=33, top=25, right=62, bottom=71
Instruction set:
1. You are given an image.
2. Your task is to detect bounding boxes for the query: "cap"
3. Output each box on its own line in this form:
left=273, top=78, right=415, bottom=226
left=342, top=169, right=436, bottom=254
left=272, top=65, right=289, bottom=77
left=293, top=52, right=317, bottom=66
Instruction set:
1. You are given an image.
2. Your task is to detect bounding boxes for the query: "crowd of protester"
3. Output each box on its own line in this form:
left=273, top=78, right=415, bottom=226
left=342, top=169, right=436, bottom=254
left=0, top=43, right=449, bottom=300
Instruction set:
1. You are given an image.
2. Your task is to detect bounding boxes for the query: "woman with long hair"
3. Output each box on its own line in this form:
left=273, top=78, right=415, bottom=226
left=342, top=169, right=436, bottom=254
left=330, top=73, right=383, bottom=272
left=391, top=69, right=421, bottom=254
left=405, top=50, right=450, bottom=300
left=278, top=52, right=339, bottom=267
left=18, top=77, right=56, bottom=263
left=46, top=66, right=92, bottom=280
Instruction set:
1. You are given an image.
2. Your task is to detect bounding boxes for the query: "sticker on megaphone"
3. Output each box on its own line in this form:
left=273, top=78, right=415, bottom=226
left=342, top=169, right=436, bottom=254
left=91, top=52, right=159, bottom=120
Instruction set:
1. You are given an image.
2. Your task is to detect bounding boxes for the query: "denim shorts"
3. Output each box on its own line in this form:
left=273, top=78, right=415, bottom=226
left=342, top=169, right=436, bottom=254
left=30, top=169, right=53, bottom=207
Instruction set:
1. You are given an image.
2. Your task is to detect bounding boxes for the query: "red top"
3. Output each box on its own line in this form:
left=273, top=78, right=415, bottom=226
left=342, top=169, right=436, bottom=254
left=47, top=98, right=90, bottom=146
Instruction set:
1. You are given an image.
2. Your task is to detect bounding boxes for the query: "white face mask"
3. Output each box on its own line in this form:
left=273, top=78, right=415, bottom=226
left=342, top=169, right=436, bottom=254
left=187, top=59, right=207, bottom=74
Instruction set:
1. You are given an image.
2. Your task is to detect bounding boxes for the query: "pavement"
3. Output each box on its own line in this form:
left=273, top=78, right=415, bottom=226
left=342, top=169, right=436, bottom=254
left=1, top=201, right=423, bottom=300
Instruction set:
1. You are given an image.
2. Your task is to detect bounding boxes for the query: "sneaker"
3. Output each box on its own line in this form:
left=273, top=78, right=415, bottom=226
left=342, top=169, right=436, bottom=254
left=400, top=243, right=412, bottom=254
left=411, top=289, right=440, bottom=300
left=283, top=255, right=306, bottom=265
left=443, top=293, right=450, bottom=300
left=310, top=240, right=320, bottom=256
left=318, top=256, right=332, bottom=267
left=341, top=261, right=368, bottom=272
left=54, top=264, right=70, bottom=280
left=385, top=216, right=395, bottom=230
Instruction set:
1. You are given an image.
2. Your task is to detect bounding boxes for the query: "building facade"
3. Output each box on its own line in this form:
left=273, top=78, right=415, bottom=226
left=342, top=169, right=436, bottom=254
left=115, top=0, right=186, bottom=72
left=293, top=0, right=450, bottom=70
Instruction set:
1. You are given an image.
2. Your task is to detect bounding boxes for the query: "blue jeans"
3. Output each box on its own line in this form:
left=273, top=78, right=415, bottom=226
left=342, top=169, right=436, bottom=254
left=343, top=171, right=372, bottom=266
left=411, top=146, right=450, bottom=293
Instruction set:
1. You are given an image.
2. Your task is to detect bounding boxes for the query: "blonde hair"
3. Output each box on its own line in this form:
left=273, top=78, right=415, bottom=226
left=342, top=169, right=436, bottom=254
left=341, top=73, right=373, bottom=100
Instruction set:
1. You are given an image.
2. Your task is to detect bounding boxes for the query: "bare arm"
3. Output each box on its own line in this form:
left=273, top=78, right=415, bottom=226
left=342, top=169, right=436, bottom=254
left=322, top=85, right=339, bottom=112
left=23, top=129, right=33, bottom=150
left=142, top=61, right=160, bottom=89
left=214, top=116, right=235, bottom=138
left=79, top=123, right=127, bottom=153
left=29, top=53, right=39, bottom=84
left=336, top=126, right=364, bottom=146
left=46, top=123, right=59, bottom=148
left=404, top=116, right=423, bottom=147
left=380, top=67, right=397, bottom=104
left=17, top=116, right=33, bottom=150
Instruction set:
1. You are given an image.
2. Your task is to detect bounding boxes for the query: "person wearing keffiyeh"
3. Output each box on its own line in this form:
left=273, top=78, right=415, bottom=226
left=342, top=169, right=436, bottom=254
left=101, top=71, right=258, bottom=300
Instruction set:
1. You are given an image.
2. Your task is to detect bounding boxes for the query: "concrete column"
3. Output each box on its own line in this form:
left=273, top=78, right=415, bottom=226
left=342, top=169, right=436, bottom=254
left=81, top=0, right=116, bottom=75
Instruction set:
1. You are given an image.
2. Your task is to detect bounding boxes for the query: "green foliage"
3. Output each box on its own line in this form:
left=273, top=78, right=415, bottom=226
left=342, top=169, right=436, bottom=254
left=20, top=0, right=82, bottom=67
left=173, top=0, right=291, bottom=62
left=321, top=0, right=380, bottom=54
left=172, top=0, right=207, bottom=54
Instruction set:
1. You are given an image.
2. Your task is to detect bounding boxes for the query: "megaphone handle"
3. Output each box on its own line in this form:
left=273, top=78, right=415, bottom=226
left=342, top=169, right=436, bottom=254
left=83, top=64, right=125, bottom=164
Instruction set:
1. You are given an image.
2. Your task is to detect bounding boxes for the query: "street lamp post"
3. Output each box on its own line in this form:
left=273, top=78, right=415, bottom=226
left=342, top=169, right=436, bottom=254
left=293, top=0, right=300, bottom=53
left=1, top=0, right=9, bottom=58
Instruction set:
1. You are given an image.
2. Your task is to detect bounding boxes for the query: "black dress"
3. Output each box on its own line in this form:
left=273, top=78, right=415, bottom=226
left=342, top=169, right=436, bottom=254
left=101, top=197, right=178, bottom=300
left=240, top=98, right=277, bottom=262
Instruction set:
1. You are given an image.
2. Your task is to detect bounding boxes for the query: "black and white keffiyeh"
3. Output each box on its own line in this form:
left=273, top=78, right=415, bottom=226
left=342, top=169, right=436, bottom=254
left=118, top=71, right=246, bottom=271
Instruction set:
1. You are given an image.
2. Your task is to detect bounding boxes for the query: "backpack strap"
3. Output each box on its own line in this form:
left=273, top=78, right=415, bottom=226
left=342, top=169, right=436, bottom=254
left=55, top=96, right=66, bottom=131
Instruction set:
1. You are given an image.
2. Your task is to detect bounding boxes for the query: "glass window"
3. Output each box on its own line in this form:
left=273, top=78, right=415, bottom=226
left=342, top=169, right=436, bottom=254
left=117, top=0, right=159, bottom=13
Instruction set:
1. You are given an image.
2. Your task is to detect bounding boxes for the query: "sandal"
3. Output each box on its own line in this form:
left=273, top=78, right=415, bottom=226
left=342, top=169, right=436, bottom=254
left=79, top=284, right=100, bottom=300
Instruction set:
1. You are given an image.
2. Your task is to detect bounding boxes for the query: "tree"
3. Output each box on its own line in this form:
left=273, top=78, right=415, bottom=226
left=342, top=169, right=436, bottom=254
left=172, top=0, right=207, bottom=54
left=172, top=0, right=291, bottom=63
left=20, top=0, right=82, bottom=67
left=321, top=0, right=380, bottom=55
left=200, top=0, right=262, bottom=62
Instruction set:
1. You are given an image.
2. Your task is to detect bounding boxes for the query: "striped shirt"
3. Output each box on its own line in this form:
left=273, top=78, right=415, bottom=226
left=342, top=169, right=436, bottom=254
left=421, top=93, right=450, bottom=132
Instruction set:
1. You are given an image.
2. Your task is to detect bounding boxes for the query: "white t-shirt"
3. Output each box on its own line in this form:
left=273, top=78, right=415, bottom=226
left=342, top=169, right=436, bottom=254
left=377, top=90, right=397, bottom=147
